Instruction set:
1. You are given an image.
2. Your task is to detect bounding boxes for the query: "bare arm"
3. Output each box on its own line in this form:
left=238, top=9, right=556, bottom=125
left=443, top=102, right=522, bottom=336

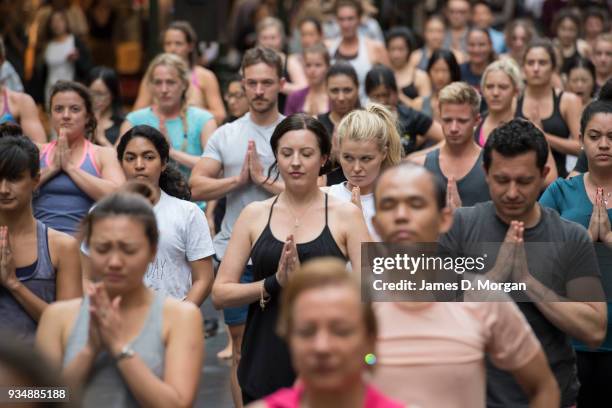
left=184, top=257, right=214, bottom=306
left=17, top=93, right=47, bottom=143
left=115, top=302, right=204, bottom=408
left=189, top=157, right=241, bottom=201
left=414, top=69, right=432, bottom=97
left=526, top=275, right=607, bottom=348
left=36, top=300, right=97, bottom=390
left=424, top=120, right=444, bottom=143
left=510, top=350, right=560, bottom=408
left=132, top=79, right=152, bottom=111
left=199, top=68, right=226, bottom=125
left=281, top=55, right=308, bottom=95
left=200, top=117, right=217, bottom=149
left=212, top=204, right=265, bottom=309
left=543, top=149, right=558, bottom=186
left=65, top=147, right=125, bottom=200
left=54, top=232, right=83, bottom=300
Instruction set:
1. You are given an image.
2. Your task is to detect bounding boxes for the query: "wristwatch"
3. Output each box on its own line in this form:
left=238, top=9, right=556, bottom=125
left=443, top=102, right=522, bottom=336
left=114, top=344, right=135, bottom=362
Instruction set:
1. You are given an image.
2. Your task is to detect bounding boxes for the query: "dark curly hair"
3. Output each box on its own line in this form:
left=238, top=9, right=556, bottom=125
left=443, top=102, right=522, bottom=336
left=483, top=118, right=549, bottom=172
left=116, top=125, right=191, bottom=201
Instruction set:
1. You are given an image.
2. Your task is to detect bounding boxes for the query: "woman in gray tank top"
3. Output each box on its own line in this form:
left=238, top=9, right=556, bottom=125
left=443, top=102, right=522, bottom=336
left=0, top=136, right=81, bottom=343
left=36, top=192, right=204, bottom=407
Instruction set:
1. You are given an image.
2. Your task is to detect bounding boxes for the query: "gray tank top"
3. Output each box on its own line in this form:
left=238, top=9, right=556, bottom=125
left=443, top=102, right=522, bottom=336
left=63, top=292, right=165, bottom=407
left=424, top=149, right=491, bottom=206
left=0, top=220, right=55, bottom=342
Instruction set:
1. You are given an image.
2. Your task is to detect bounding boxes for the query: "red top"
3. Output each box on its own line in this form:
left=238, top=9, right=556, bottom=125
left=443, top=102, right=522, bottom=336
left=263, top=383, right=404, bottom=408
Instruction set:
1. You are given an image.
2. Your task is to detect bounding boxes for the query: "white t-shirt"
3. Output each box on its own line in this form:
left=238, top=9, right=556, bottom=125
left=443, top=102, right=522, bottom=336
left=44, top=34, right=76, bottom=104
left=327, top=182, right=379, bottom=240
left=145, top=191, right=215, bottom=299
left=81, top=190, right=215, bottom=300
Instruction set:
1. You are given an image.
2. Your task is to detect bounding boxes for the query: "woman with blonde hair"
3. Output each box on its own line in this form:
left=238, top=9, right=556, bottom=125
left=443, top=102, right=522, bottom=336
left=247, top=258, right=403, bottom=408
left=476, top=59, right=523, bottom=146
left=119, top=53, right=217, bottom=181
left=133, top=21, right=226, bottom=124
left=327, top=103, right=402, bottom=238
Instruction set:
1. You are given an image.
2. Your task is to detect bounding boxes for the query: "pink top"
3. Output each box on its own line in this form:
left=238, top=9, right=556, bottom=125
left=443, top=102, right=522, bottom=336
left=371, top=302, right=540, bottom=408
left=263, top=383, right=404, bottom=408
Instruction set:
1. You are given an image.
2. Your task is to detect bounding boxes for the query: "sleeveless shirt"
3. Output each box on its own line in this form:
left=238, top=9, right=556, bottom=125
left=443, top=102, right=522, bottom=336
left=238, top=194, right=346, bottom=399
left=0, top=88, right=16, bottom=124
left=0, top=220, right=55, bottom=342
left=34, top=140, right=100, bottom=235
left=424, top=149, right=491, bottom=206
left=63, top=292, right=166, bottom=407
left=329, top=35, right=372, bottom=105
left=516, top=90, right=571, bottom=177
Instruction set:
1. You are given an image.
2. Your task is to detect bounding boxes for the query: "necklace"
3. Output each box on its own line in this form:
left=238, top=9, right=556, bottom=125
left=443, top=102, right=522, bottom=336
left=283, top=192, right=320, bottom=230
left=586, top=173, right=612, bottom=206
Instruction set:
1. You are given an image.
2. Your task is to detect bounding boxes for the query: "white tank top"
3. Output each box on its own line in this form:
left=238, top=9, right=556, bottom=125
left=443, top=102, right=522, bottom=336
left=328, top=182, right=379, bottom=240
left=329, top=35, right=372, bottom=106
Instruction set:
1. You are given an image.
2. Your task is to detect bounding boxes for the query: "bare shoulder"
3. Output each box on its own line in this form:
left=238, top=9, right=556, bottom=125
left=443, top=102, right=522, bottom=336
left=47, top=227, right=78, bottom=258
left=327, top=195, right=362, bottom=218
left=415, top=69, right=429, bottom=80
left=163, top=297, right=201, bottom=321
left=560, top=90, right=582, bottom=106
left=194, top=65, right=216, bottom=81
left=92, top=144, right=118, bottom=159
left=10, top=90, right=36, bottom=109
left=245, top=401, right=268, bottom=408
left=405, top=150, right=429, bottom=165
left=44, top=297, right=83, bottom=322
left=243, top=197, right=276, bottom=217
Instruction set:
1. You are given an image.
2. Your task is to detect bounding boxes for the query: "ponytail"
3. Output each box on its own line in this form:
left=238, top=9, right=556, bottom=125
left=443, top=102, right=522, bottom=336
left=159, top=163, right=191, bottom=200
left=336, top=103, right=403, bottom=169
left=365, top=103, right=403, bottom=168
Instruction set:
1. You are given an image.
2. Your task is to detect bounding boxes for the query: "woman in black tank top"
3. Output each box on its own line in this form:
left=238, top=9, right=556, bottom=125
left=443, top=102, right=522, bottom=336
left=517, top=40, right=582, bottom=178
left=212, top=115, right=370, bottom=403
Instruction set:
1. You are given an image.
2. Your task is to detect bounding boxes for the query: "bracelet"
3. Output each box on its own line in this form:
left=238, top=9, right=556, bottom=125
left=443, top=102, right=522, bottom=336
left=264, top=275, right=282, bottom=297
left=259, top=280, right=270, bottom=311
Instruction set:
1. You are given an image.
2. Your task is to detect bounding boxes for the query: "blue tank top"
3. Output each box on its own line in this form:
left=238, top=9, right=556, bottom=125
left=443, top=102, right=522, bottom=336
left=33, top=139, right=100, bottom=235
left=0, top=220, right=55, bottom=342
left=63, top=292, right=166, bottom=407
left=0, top=88, right=16, bottom=124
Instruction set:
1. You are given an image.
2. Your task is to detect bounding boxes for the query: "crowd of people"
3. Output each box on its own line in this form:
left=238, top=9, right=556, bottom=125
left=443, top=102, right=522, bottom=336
left=0, top=0, right=611, bottom=407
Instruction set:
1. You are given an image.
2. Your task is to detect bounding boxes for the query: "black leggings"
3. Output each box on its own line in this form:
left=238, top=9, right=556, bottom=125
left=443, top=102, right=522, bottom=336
left=576, top=350, right=612, bottom=407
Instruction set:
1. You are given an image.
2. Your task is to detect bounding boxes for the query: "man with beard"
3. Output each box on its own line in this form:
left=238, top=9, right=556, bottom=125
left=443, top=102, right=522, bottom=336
left=439, top=119, right=606, bottom=408
left=367, top=162, right=559, bottom=407
left=189, top=46, right=285, bottom=407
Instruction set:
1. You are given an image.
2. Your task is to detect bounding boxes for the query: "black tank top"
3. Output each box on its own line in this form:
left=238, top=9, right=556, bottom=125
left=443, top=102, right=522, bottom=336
left=424, top=149, right=491, bottom=206
left=238, top=194, right=346, bottom=399
left=516, top=90, right=571, bottom=177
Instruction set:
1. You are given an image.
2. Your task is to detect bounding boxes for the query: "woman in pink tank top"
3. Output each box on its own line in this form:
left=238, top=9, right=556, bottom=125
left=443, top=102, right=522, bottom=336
left=249, top=258, right=404, bottom=408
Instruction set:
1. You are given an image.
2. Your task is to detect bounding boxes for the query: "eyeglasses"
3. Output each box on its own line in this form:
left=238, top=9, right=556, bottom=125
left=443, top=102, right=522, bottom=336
left=90, top=90, right=110, bottom=99
left=225, top=92, right=245, bottom=101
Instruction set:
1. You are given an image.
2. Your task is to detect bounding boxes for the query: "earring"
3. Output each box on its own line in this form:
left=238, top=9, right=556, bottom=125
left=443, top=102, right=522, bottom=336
left=364, top=353, right=377, bottom=365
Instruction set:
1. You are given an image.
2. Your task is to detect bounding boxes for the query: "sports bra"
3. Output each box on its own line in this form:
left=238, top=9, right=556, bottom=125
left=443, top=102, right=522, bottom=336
left=0, top=88, right=16, bottom=124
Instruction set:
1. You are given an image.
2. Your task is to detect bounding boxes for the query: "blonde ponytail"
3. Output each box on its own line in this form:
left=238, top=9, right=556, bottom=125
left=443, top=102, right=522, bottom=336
left=336, top=103, right=403, bottom=169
